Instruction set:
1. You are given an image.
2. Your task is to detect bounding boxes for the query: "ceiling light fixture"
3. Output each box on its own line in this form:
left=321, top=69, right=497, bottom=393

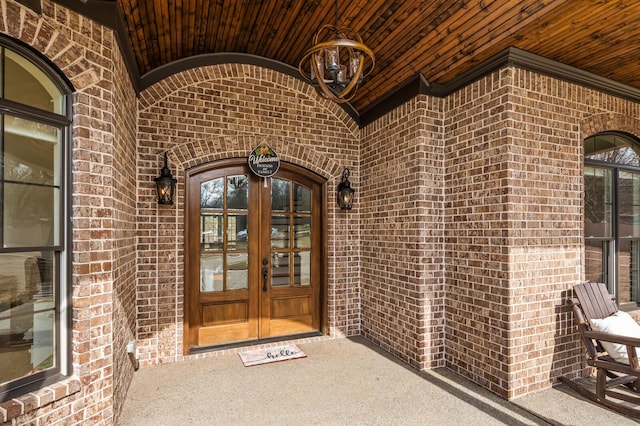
left=298, top=0, right=375, bottom=104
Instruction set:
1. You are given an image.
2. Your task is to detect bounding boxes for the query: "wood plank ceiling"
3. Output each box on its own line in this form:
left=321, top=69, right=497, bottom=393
left=111, top=0, right=640, bottom=114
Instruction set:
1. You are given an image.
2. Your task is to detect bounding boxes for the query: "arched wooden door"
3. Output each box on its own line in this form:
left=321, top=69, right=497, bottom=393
left=185, top=160, right=324, bottom=351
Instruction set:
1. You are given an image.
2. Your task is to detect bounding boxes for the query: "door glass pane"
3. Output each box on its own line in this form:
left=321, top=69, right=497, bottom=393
left=584, top=167, right=613, bottom=238
left=5, top=50, right=65, bottom=114
left=293, top=252, right=311, bottom=286
left=227, top=253, right=248, bottom=290
left=200, top=174, right=250, bottom=295
left=0, top=251, right=56, bottom=385
left=227, top=214, right=248, bottom=250
left=271, top=179, right=290, bottom=212
left=201, top=253, right=223, bottom=292
left=294, top=216, right=311, bottom=249
left=271, top=216, right=290, bottom=249
left=294, top=184, right=311, bottom=212
left=201, top=214, right=223, bottom=250
left=271, top=253, right=290, bottom=287
left=201, top=178, right=224, bottom=209
left=227, top=175, right=248, bottom=210
left=4, top=183, right=59, bottom=248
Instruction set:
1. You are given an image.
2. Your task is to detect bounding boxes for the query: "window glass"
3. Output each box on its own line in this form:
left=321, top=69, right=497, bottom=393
left=0, top=41, right=69, bottom=401
left=585, top=133, right=640, bottom=166
left=4, top=116, right=60, bottom=185
left=585, top=133, right=640, bottom=308
left=4, top=49, right=64, bottom=114
left=584, top=167, right=612, bottom=239
left=0, top=251, right=56, bottom=386
left=585, top=240, right=609, bottom=284
left=619, top=171, right=640, bottom=239
left=3, top=183, right=59, bottom=248
left=3, top=115, right=61, bottom=249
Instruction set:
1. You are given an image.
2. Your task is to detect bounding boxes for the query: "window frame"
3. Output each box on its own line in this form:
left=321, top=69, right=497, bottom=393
left=0, top=35, right=73, bottom=402
left=585, top=132, right=640, bottom=307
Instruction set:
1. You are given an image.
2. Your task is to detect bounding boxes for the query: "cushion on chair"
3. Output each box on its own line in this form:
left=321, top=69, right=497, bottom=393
left=590, top=310, right=640, bottom=364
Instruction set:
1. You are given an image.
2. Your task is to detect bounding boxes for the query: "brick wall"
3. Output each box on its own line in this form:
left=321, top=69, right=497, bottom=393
left=135, top=65, right=361, bottom=365
left=110, top=28, right=138, bottom=425
left=444, top=69, right=519, bottom=397
left=360, top=96, right=446, bottom=369
left=0, top=1, right=138, bottom=424
left=443, top=67, right=640, bottom=398
left=3, top=1, right=640, bottom=423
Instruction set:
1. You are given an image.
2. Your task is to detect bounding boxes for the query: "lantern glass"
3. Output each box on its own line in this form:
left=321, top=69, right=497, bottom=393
left=337, top=186, right=354, bottom=210
left=155, top=152, right=177, bottom=205
left=155, top=175, right=176, bottom=205
left=336, top=168, right=354, bottom=210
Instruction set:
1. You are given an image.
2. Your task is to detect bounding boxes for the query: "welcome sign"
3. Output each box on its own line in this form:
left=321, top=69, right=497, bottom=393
left=248, top=142, right=280, bottom=178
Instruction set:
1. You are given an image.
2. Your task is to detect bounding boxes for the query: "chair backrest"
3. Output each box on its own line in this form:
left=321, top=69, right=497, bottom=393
left=570, top=282, right=617, bottom=360
left=574, top=281, right=617, bottom=321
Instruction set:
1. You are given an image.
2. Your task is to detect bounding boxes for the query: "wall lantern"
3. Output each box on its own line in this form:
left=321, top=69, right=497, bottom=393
left=337, top=168, right=355, bottom=210
left=154, top=152, right=177, bottom=205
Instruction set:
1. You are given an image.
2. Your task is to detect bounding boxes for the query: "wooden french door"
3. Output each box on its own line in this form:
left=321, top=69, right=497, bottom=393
left=185, top=161, right=323, bottom=350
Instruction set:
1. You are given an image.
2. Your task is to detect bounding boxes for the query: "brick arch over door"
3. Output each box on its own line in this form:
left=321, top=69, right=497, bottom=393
left=169, top=135, right=342, bottom=181
left=580, top=113, right=640, bottom=140
left=138, top=63, right=359, bottom=137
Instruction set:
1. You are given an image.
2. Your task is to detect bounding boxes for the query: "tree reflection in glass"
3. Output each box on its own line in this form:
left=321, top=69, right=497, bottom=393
left=201, top=178, right=224, bottom=209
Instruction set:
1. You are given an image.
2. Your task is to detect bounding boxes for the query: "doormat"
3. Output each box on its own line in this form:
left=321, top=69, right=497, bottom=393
left=238, top=343, right=306, bottom=367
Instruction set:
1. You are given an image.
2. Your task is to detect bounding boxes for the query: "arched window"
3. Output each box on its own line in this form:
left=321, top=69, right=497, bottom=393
left=0, top=37, right=72, bottom=400
left=585, top=132, right=640, bottom=309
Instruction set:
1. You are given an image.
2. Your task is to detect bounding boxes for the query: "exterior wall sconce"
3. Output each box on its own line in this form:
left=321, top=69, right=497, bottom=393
left=154, top=152, right=177, bottom=205
left=336, top=168, right=354, bottom=210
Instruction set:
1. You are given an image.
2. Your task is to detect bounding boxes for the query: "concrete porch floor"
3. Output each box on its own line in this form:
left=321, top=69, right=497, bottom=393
left=118, top=336, right=639, bottom=425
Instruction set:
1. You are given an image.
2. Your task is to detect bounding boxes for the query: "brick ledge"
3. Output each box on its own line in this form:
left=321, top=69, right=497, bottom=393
left=0, top=377, right=82, bottom=423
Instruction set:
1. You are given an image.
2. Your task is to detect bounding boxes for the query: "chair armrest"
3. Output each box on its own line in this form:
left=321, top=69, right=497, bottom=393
left=583, top=329, right=640, bottom=370
left=583, top=330, right=640, bottom=348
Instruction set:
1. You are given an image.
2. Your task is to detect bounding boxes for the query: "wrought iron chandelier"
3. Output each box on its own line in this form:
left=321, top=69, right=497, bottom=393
left=298, top=1, right=375, bottom=104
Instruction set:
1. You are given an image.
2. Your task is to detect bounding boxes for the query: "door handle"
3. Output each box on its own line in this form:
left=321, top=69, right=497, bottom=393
left=262, top=258, right=268, bottom=292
